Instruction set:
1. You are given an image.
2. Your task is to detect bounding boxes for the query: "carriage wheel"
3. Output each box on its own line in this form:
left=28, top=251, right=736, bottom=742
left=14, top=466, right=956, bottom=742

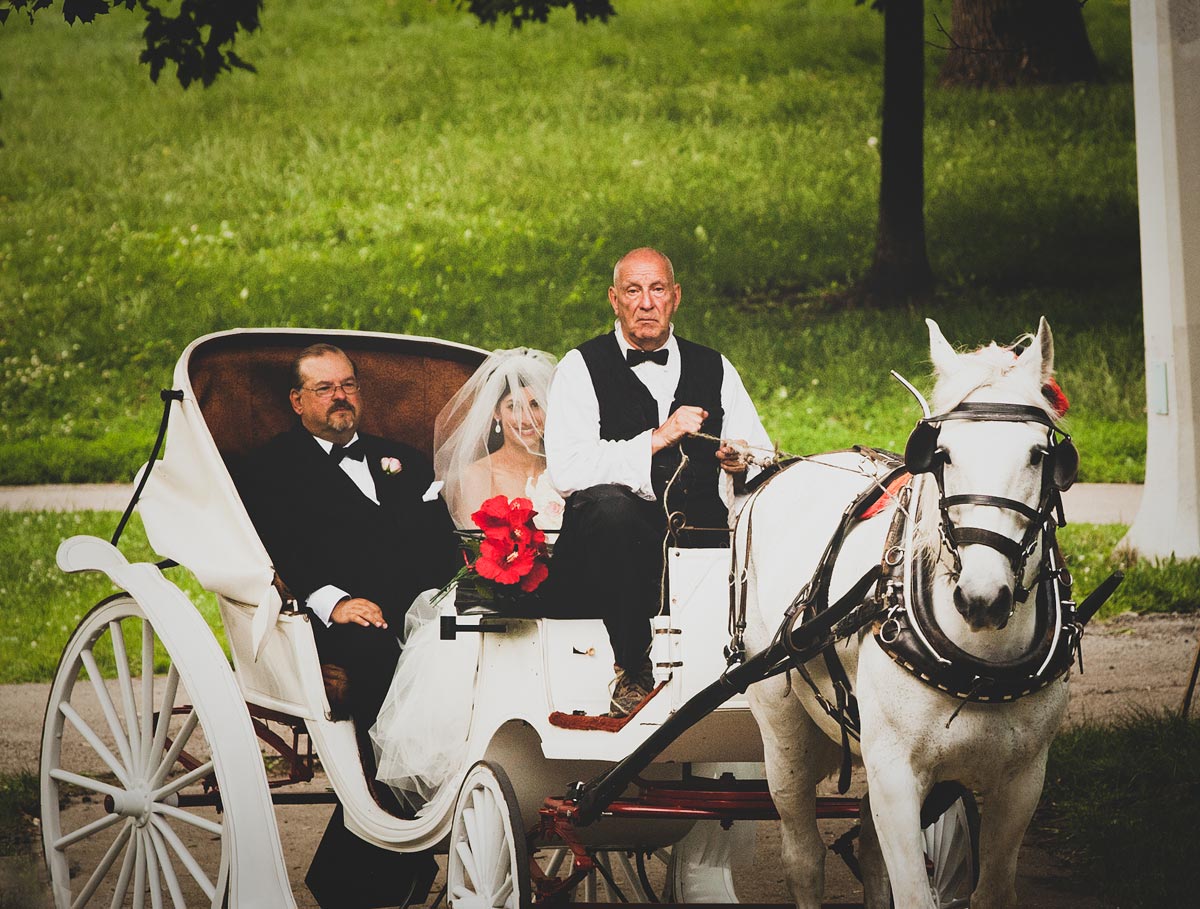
left=921, top=790, right=980, bottom=909
left=534, top=846, right=673, bottom=903
left=41, top=595, right=234, bottom=908
left=447, top=761, right=531, bottom=908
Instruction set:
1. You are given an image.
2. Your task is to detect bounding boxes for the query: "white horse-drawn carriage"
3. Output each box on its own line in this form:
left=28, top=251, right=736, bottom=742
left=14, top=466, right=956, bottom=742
left=41, top=323, right=1119, bottom=907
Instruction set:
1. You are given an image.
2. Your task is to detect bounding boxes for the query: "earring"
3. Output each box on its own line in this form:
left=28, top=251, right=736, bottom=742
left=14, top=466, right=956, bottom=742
left=493, top=419, right=502, bottom=435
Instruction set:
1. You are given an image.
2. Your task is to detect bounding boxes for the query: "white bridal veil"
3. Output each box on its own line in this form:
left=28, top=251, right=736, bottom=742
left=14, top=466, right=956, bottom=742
left=433, top=347, right=559, bottom=527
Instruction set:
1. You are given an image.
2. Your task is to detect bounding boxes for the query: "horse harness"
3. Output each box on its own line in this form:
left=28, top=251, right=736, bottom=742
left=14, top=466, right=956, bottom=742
left=725, top=404, right=1105, bottom=792
left=903, top=401, right=1079, bottom=604
left=872, top=479, right=1081, bottom=709
left=727, top=447, right=907, bottom=792
left=871, top=400, right=1086, bottom=707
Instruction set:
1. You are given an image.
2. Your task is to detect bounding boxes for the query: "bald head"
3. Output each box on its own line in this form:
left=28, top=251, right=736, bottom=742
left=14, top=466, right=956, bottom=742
left=613, top=247, right=675, bottom=287
left=609, top=247, right=681, bottom=352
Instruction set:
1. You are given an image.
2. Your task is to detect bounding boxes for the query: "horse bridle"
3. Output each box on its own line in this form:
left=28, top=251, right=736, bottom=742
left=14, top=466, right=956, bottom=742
left=903, top=401, right=1079, bottom=604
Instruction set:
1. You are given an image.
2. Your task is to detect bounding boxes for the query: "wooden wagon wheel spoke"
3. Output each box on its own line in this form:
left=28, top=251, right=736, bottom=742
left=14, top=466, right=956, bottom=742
left=49, top=767, right=125, bottom=801
left=146, top=822, right=187, bottom=908
left=104, top=822, right=139, bottom=909
left=80, top=647, right=137, bottom=773
left=151, top=814, right=216, bottom=900
left=129, top=832, right=147, bottom=909
left=57, top=702, right=131, bottom=788
left=149, top=706, right=199, bottom=791
left=142, top=825, right=166, bottom=909
left=51, top=810, right=123, bottom=851
left=109, top=620, right=143, bottom=770
left=152, top=759, right=214, bottom=802
left=152, top=801, right=223, bottom=837
left=145, top=667, right=181, bottom=783
left=139, top=621, right=156, bottom=774
left=69, top=819, right=133, bottom=906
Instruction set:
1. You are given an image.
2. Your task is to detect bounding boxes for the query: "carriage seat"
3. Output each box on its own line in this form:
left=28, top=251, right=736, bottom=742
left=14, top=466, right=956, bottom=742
left=183, top=331, right=486, bottom=717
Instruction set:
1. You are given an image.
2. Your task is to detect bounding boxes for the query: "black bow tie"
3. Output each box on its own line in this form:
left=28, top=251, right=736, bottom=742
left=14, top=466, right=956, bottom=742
left=329, top=440, right=364, bottom=464
left=626, top=347, right=669, bottom=367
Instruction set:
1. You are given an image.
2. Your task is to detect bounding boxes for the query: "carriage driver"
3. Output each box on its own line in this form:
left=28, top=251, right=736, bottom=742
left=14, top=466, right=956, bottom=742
left=544, top=247, right=772, bottom=716
left=239, top=343, right=460, bottom=908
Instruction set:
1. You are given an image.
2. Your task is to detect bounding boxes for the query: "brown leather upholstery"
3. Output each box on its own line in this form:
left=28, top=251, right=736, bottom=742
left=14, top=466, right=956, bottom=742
left=187, top=331, right=486, bottom=462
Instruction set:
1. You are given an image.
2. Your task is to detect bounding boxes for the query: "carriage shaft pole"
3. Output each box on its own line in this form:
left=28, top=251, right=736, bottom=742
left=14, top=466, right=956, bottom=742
left=569, top=567, right=881, bottom=826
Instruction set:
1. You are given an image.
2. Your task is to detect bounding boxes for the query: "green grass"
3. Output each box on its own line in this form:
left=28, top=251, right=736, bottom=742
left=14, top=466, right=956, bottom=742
left=1040, top=711, right=1200, bottom=908
left=1059, top=523, right=1200, bottom=617
left=0, top=0, right=1145, bottom=484
left=0, top=511, right=223, bottom=684
left=0, top=770, right=41, bottom=909
left=0, top=510, right=1186, bottom=685
left=0, top=772, right=37, bottom=858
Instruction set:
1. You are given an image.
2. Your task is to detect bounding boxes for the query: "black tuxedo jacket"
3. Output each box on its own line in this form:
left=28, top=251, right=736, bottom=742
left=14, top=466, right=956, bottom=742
left=239, top=425, right=460, bottom=626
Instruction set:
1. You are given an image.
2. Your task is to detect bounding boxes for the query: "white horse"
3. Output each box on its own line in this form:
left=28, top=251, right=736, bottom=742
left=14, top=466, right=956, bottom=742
left=741, top=317, right=1073, bottom=908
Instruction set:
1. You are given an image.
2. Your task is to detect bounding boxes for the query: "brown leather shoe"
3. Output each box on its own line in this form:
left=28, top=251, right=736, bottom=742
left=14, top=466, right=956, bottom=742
left=607, top=662, right=654, bottom=718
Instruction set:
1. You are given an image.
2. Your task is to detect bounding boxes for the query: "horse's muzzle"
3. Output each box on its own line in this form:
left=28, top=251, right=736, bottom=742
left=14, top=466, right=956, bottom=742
left=954, top=584, right=1013, bottom=630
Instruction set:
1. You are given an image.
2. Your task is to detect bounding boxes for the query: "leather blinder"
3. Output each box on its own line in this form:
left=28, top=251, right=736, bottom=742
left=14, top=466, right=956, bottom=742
left=1051, top=439, right=1078, bottom=491
left=903, top=421, right=941, bottom=475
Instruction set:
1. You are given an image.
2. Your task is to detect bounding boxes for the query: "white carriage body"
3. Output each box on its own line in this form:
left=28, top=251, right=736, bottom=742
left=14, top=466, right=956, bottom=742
left=130, top=328, right=763, bottom=856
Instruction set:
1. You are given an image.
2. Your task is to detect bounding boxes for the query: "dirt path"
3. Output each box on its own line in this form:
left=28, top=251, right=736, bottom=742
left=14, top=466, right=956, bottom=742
left=2, top=611, right=1196, bottom=907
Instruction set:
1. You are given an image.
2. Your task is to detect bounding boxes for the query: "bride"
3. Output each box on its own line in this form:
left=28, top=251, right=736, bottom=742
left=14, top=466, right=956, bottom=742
left=370, top=347, right=561, bottom=812
left=435, top=347, right=563, bottom=532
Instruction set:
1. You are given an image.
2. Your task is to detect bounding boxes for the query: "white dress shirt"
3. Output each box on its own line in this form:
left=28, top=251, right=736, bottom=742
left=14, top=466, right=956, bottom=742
left=307, top=432, right=377, bottom=626
left=544, top=323, right=771, bottom=512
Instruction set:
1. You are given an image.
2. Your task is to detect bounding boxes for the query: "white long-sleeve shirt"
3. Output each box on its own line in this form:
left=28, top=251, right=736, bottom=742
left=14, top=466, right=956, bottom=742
left=544, top=325, right=771, bottom=510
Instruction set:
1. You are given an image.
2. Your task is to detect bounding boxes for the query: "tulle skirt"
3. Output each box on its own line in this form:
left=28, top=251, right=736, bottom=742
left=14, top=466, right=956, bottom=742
left=370, top=589, right=479, bottom=813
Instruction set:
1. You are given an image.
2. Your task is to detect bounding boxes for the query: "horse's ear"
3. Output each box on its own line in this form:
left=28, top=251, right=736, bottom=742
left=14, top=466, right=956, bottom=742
left=1017, top=317, right=1055, bottom=386
left=926, top=318, right=959, bottom=378
left=1036, top=317, right=1055, bottom=383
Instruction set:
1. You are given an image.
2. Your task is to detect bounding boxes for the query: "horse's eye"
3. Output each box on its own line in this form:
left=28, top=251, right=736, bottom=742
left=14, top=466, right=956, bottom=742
left=936, top=447, right=951, bottom=466
left=1031, top=447, right=1047, bottom=466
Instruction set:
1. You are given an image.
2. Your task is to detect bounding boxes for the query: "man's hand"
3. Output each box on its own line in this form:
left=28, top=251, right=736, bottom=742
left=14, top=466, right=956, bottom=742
left=716, top=439, right=751, bottom=475
left=330, top=597, right=388, bottom=629
left=651, top=406, right=708, bottom=454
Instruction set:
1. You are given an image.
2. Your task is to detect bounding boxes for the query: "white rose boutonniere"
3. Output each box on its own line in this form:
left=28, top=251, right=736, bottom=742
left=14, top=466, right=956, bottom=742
left=380, top=456, right=402, bottom=475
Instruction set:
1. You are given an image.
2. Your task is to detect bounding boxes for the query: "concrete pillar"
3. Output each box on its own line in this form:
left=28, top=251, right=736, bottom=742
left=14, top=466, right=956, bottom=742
left=1123, top=0, right=1200, bottom=557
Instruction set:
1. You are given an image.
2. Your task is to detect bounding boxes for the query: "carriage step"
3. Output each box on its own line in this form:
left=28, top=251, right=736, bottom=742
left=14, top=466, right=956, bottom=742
left=548, top=682, right=667, bottom=731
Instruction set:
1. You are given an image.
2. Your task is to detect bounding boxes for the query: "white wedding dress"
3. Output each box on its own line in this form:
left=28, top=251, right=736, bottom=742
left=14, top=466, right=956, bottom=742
left=370, top=475, right=563, bottom=812
left=369, top=589, right=479, bottom=812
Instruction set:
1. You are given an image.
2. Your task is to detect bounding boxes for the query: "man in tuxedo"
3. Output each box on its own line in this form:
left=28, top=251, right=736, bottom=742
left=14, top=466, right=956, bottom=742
left=240, top=343, right=459, bottom=907
left=544, top=248, right=771, bottom=716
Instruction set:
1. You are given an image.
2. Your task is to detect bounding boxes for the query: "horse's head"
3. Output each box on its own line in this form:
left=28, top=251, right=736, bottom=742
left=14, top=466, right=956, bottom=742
left=906, top=317, right=1076, bottom=631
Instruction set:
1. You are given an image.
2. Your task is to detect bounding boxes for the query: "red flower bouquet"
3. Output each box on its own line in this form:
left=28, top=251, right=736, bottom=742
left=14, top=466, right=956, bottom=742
left=437, top=495, right=550, bottom=611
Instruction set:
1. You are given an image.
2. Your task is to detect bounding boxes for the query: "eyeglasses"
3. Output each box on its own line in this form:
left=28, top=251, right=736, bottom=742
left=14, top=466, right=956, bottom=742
left=301, top=380, right=361, bottom=399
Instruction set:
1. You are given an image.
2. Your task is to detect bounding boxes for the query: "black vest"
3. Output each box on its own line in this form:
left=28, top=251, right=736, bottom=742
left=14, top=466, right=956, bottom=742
left=576, top=332, right=728, bottom=544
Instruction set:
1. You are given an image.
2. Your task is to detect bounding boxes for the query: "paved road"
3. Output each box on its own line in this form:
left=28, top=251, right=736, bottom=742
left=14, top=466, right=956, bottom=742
left=0, top=481, right=1145, bottom=523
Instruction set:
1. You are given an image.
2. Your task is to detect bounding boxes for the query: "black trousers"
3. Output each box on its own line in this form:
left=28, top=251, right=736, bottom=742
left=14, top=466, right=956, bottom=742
left=306, top=803, right=438, bottom=908
left=310, top=619, right=401, bottom=733
left=546, top=485, right=667, bottom=672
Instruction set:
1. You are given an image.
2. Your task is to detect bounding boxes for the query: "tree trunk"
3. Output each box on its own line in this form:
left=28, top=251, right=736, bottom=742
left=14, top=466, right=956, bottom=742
left=938, top=0, right=1100, bottom=87
left=858, top=0, right=934, bottom=303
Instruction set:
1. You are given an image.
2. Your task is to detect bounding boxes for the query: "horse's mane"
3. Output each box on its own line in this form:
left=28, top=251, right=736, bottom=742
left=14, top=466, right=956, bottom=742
left=913, top=334, right=1061, bottom=566
left=928, top=335, right=1057, bottom=418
